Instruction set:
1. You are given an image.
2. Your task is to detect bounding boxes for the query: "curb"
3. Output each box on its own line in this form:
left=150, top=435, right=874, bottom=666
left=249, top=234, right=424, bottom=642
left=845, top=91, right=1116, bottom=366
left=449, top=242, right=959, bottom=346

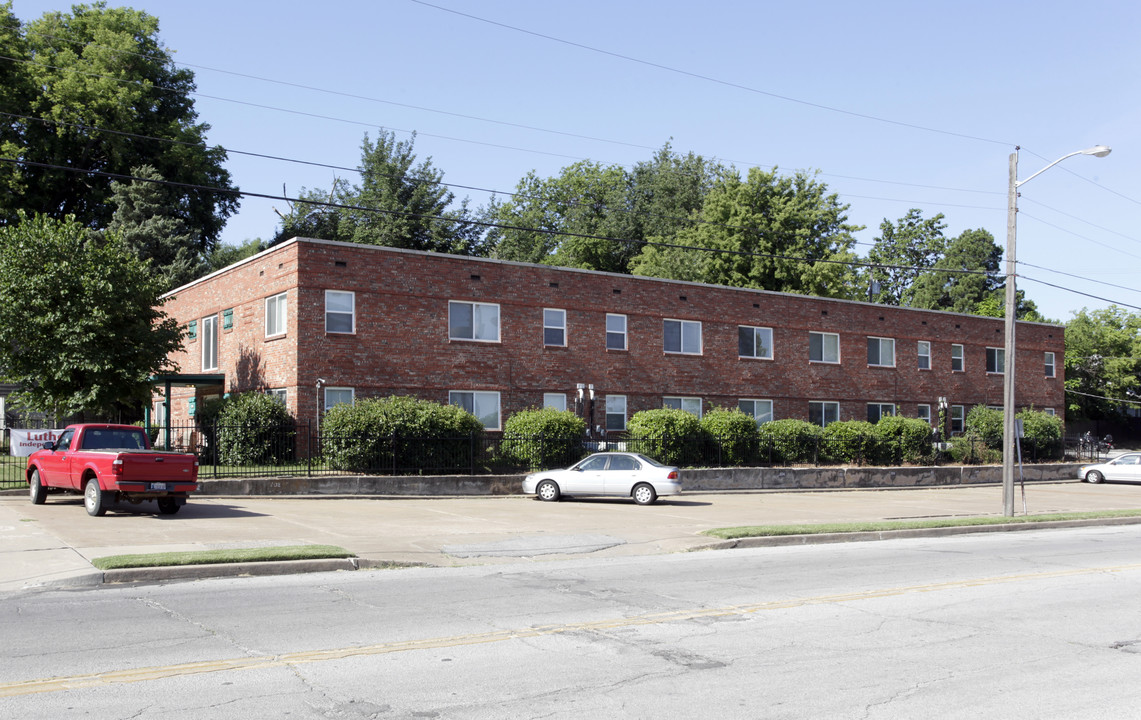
left=101, top=557, right=361, bottom=584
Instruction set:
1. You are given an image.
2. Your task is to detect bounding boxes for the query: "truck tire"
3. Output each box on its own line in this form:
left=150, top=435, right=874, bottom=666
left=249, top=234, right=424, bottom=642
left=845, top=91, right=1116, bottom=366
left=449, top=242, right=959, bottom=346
left=157, top=498, right=181, bottom=515
left=84, top=478, right=108, bottom=517
left=29, top=469, right=47, bottom=505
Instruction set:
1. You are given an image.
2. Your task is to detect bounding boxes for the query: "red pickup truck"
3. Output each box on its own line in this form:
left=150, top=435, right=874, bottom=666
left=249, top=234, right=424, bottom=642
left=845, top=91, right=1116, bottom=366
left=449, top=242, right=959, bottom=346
left=26, top=424, right=199, bottom=517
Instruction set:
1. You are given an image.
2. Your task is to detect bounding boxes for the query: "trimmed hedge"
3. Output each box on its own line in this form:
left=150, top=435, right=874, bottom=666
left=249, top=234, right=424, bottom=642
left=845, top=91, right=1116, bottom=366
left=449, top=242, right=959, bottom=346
left=700, top=408, right=761, bottom=465
left=214, top=392, right=295, bottom=465
left=758, top=419, right=821, bottom=464
left=499, top=407, right=586, bottom=469
left=626, top=408, right=704, bottom=466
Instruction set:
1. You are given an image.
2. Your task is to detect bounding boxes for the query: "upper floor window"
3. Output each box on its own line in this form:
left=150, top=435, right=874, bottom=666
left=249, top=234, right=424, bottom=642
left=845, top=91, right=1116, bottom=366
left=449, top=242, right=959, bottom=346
left=449, top=390, right=501, bottom=430
left=201, top=315, right=218, bottom=371
left=738, top=326, right=773, bottom=360
left=543, top=393, right=566, bottom=411
left=917, top=341, right=931, bottom=370
left=951, top=344, right=964, bottom=372
left=738, top=399, right=773, bottom=425
left=867, top=337, right=895, bottom=367
left=810, top=332, right=840, bottom=364
left=986, top=347, right=1005, bottom=374
left=809, top=401, right=840, bottom=427
left=606, top=314, right=627, bottom=351
left=449, top=301, right=500, bottom=342
left=1045, top=351, right=1056, bottom=378
left=663, top=396, right=702, bottom=417
left=266, top=292, right=287, bottom=337
left=543, top=308, right=566, bottom=347
left=664, top=319, right=702, bottom=355
left=325, top=290, right=355, bottom=334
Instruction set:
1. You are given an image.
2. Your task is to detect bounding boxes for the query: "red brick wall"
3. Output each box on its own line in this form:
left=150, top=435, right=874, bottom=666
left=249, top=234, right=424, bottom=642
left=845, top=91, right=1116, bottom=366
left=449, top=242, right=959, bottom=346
left=156, top=238, right=1065, bottom=432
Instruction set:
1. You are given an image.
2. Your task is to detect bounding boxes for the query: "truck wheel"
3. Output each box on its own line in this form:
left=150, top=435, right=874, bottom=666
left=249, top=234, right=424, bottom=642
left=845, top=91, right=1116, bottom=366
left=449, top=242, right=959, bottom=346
left=29, top=469, right=47, bottom=505
left=157, top=498, right=180, bottom=515
left=84, top=479, right=108, bottom=517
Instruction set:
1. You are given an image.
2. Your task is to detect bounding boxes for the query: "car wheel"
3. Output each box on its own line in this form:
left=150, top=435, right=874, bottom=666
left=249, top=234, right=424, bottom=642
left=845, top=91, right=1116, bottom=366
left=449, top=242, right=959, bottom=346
left=84, top=479, right=108, bottom=517
left=1085, top=470, right=1104, bottom=484
left=157, top=498, right=181, bottom=515
left=29, top=469, right=47, bottom=505
left=536, top=479, right=561, bottom=502
left=632, top=483, right=657, bottom=506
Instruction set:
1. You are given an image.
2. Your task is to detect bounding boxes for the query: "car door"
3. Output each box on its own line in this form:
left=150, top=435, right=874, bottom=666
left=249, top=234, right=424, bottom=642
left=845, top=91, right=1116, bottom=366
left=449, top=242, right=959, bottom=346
left=1106, top=454, right=1141, bottom=482
left=568, top=455, right=609, bottom=494
left=603, top=454, right=640, bottom=495
left=36, top=428, right=75, bottom=487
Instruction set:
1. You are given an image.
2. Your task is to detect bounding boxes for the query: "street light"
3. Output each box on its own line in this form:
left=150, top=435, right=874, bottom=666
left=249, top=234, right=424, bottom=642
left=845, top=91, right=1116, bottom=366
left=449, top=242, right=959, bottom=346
left=1002, top=144, right=1110, bottom=516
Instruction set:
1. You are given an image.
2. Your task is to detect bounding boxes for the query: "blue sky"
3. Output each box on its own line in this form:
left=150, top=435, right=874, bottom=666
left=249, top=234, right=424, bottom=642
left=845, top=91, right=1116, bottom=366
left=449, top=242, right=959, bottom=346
left=12, top=0, right=1141, bottom=322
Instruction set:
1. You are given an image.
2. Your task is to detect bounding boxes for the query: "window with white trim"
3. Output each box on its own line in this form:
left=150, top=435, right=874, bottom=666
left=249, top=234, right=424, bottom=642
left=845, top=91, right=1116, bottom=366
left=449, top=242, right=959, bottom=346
left=867, top=403, right=895, bottom=423
left=324, top=387, right=354, bottom=411
left=325, top=290, right=355, bottom=334
left=738, top=326, right=773, bottom=360
left=810, top=332, right=840, bottom=364
left=543, top=308, right=566, bottom=347
left=449, top=391, right=501, bottom=430
left=448, top=301, right=500, bottom=342
left=663, top=396, right=702, bottom=417
left=738, top=399, right=773, bottom=425
left=266, top=388, right=287, bottom=405
left=543, top=393, right=566, bottom=411
left=986, top=347, right=1005, bottom=374
left=663, top=319, right=702, bottom=355
left=606, top=314, right=627, bottom=351
left=809, top=401, right=840, bottom=427
left=918, top=341, right=931, bottom=370
left=266, top=292, right=287, bottom=337
left=950, top=404, right=965, bottom=434
left=201, top=315, right=218, bottom=371
left=951, top=344, right=964, bottom=372
left=1044, top=407, right=1056, bottom=416
left=867, top=337, right=895, bottom=367
left=1045, top=351, right=1056, bottom=378
left=917, top=404, right=932, bottom=424
left=605, top=395, right=627, bottom=431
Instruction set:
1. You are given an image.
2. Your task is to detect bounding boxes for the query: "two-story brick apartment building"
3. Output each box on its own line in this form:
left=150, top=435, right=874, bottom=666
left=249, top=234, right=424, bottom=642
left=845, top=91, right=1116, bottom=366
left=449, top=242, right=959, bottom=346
left=155, top=236, right=1065, bottom=437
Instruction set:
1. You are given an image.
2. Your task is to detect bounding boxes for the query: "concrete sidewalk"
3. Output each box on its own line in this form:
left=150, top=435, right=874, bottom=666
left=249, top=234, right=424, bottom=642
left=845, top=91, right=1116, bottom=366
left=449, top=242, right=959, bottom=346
left=3, top=481, right=1141, bottom=593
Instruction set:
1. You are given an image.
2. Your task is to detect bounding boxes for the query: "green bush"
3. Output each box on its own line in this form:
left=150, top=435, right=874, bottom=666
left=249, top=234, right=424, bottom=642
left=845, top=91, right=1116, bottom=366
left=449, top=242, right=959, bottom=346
left=758, top=419, right=821, bottom=464
left=949, top=434, right=998, bottom=464
left=820, top=420, right=879, bottom=464
left=214, top=392, right=295, bottom=465
left=966, top=405, right=1004, bottom=449
left=626, top=408, right=704, bottom=466
left=500, top=407, right=586, bottom=470
left=320, top=396, right=484, bottom=472
left=874, top=415, right=936, bottom=465
left=700, top=407, right=761, bottom=465
left=1017, top=408, right=1064, bottom=460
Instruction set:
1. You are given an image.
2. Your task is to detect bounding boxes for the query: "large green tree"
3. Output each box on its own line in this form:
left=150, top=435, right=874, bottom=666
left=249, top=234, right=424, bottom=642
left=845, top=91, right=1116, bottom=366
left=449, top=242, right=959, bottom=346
left=274, top=131, right=486, bottom=255
left=908, top=228, right=1003, bottom=313
left=0, top=213, right=183, bottom=418
left=630, top=167, right=862, bottom=298
left=1064, top=306, right=1141, bottom=421
left=1, top=2, right=236, bottom=250
left=865, top=210, right=947, bottom=305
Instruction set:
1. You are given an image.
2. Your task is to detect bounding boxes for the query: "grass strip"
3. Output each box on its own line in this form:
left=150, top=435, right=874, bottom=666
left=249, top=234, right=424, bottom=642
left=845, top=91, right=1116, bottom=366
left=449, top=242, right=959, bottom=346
left=702, top=509, right=1141, bottom=540
left=92, top=544, right=354, bottom=570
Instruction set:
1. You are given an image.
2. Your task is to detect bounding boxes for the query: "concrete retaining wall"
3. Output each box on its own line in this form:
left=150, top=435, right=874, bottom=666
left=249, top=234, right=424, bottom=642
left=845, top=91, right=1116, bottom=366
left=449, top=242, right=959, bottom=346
left=198, top=463, right=1082, bottom=496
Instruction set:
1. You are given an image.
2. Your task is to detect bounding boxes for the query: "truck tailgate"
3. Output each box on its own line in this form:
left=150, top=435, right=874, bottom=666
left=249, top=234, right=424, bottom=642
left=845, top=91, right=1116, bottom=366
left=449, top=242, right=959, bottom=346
left=117, top=453, right=198, bottom=484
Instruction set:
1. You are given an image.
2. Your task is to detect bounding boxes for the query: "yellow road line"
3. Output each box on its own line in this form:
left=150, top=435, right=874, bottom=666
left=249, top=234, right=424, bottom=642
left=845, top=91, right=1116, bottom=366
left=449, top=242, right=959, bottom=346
left=4, top=562, right=1139, bottom=697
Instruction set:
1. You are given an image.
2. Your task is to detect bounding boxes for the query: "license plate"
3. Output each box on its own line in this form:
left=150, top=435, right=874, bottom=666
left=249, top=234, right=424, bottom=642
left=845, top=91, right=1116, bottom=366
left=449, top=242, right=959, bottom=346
left=152, top=482, right=167, bottom=490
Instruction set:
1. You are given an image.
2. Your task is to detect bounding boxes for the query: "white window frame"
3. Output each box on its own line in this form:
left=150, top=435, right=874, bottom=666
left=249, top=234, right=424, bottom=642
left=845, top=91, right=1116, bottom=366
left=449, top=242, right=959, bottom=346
left=448, top=301, right=500, bottom=343
left=543, top=393, right=567, bottom=411
left=950, top=404, right=965, bottom=434
left=266, top=291, right=287, bottom=338
left=867, top=403, right=895, bottom=423
left=917, top=404, right=932, bottom=424
left=1045, top=351, right=1056, bottom=378
left=663, top=319, right=702, bottom=355
left=867, top=337, right=895, bottom=367
left=738, top=399, right=774, bottom=425
left=606, top=313, right=627, bottom=351
left=448, top=390, right=502, bottom=430
left=605, top=395, right=627, bottom=431
left=324, top=387, right=354, bottom=412
left=738, top=326, right=774, bottom=360
left=201, top=314, right=218, bottom=371
left=951, top=344, right=964, bottom=372
left=917, top=341, right=931, bottom=370
left=663, top=396, right=702, bottom=417
left=543, top=308, right=566, bottom=347
left=266, top=388, right=288, bottom=406
left=325, top=290, right=355, bottom=334
left=809, top=332, right=840, bottom=364
left=809, top=401, right=840, bottom=427
left=986, top=347, right=1005, bottom=375
left=1044, top=407, right=1056, bottom=416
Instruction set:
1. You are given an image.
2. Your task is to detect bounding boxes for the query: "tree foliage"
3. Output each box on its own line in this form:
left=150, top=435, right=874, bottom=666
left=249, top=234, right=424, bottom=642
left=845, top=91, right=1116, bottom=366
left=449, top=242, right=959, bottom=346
left=866, top=210, right=947, bottom=306
left=0, top=213, right=183, bottom=417
left=1, top=2, right=237, bottom=251
left=1064, top=306, right=1141, bottom=421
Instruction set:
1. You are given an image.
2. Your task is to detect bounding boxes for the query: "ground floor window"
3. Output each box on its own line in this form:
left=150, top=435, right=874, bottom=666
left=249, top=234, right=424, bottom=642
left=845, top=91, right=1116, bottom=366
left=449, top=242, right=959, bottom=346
left=664, top=396, right=702, bottom=417
left=605, top=395, right=627, bottom=431
left=738, top=399, right=773, bottom=425
left=809, top=401, right=840, bottom=427
left=543, top=393, right=566, bottom=411
left=917, top=404, right=931, bottom=424
left=866, top=403, right=895, bottom=423
left=449, top=390, right=501, bottom=430
left=950, top=405, right=965, bottom=434
left=324, top=387, right=354, bottom=411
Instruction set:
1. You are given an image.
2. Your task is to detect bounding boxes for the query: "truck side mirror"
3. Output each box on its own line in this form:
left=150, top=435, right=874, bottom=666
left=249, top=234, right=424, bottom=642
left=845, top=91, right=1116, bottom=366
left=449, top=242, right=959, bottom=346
left=43, top=441, right=55, bottom=451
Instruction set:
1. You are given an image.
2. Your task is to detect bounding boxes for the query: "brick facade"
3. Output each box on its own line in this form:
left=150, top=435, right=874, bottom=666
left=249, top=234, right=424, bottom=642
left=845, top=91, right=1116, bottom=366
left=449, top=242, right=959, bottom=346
left=157, top=237, right=1065, bottom=435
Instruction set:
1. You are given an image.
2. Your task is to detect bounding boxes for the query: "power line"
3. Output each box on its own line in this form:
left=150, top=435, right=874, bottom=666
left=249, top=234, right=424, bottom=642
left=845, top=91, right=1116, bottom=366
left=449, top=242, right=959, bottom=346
left=1066, top=389, right=1141, bottom=406
left=1017, top=261, right=1141, bottom=298
left=1018, top=275, right=1141, bottom=313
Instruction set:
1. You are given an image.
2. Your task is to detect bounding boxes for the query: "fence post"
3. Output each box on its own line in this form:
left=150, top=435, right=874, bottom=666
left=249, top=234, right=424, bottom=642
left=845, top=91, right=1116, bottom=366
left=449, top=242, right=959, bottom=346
left=307, top=419, right=313, bottom=478
left=211, top=419, right=218, bottom=480
left=470, top=432, right=476, bottom=476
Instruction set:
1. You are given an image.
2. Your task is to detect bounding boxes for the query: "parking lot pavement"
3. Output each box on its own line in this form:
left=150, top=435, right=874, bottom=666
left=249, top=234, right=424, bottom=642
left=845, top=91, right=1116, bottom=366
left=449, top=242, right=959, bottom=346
left=3, top=481, right=1141, bottom=592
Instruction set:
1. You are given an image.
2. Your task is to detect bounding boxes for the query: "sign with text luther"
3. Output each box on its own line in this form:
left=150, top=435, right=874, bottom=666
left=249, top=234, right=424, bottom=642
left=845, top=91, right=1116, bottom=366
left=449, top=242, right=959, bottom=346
left=9, top=429, right=64, bottom=457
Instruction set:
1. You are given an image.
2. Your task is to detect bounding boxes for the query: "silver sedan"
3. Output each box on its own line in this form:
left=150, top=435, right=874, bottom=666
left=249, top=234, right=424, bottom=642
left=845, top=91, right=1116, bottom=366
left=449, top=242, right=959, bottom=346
left=522, top=452, right=682, bottom=505
left=1079, top=453, right=1141, bottom=483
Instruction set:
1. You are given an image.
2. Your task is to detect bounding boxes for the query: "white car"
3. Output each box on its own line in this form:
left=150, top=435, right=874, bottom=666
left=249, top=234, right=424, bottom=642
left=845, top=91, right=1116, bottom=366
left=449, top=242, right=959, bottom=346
left=522, top=452, right=681, bottom=505
left=1079, top=453, right=1141, bottom=484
